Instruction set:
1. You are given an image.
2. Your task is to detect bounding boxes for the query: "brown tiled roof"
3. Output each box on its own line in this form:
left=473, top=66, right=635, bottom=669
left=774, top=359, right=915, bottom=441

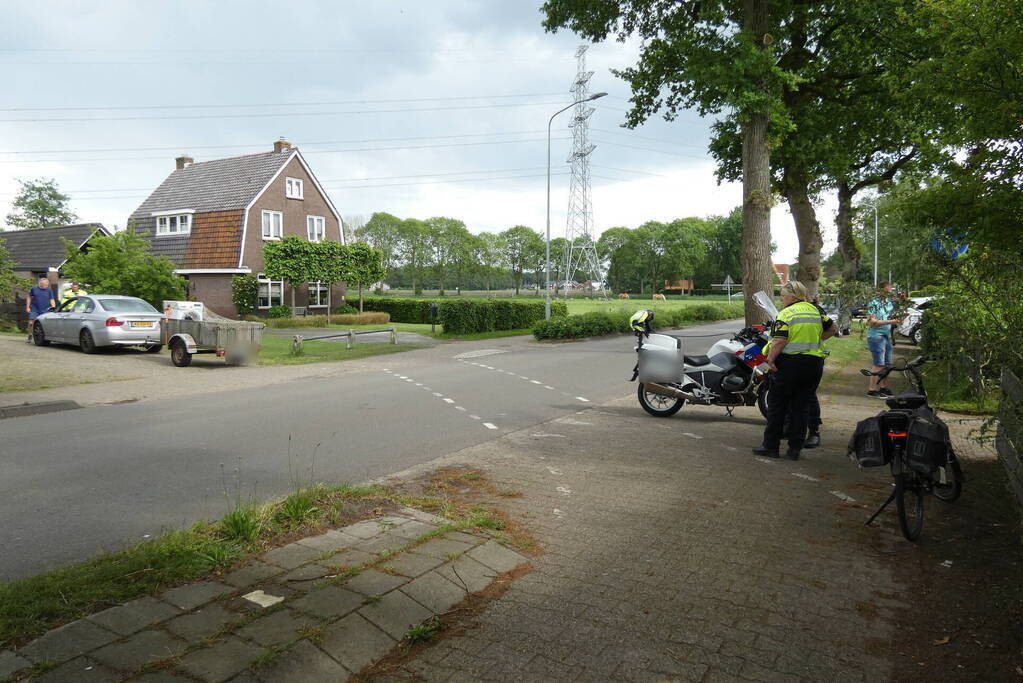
left=182, top=210, right=244, bottom=268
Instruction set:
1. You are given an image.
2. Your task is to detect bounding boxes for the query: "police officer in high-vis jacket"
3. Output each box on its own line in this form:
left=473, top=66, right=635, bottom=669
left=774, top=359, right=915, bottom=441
left=753, top=280, right=836, bottom=460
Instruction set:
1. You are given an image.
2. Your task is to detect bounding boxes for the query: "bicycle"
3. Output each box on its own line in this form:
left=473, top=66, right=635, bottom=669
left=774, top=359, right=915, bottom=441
left=852, top=356, right=963, bottom=541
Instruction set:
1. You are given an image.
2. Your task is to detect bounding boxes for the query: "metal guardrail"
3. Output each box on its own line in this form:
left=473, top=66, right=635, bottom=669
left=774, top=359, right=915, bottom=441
left=293, top=327, right=397, bottom=350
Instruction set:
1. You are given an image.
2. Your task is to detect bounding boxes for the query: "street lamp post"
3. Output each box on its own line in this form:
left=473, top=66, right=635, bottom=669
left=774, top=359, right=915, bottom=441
left=868, top=202, right=879, bottom=286
left=545, top=91, right=607, bottom=320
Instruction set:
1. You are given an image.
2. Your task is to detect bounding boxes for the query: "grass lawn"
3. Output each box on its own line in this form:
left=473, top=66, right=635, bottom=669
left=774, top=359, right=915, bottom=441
left=564, top=298, right=742, bottom=319
left=279, top=322, right=533, bottom=342
left=258, top=336, right=417, bottom=365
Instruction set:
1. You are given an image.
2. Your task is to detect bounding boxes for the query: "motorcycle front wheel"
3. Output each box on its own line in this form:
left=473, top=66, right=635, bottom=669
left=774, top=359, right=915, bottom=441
left=637, top=383, right=684, bottom=417
left=756, top=380, right=771, bottom=419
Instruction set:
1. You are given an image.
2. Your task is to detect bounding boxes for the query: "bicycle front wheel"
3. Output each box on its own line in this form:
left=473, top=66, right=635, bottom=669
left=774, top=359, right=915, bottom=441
left=895, top=473, right=925, bottom=541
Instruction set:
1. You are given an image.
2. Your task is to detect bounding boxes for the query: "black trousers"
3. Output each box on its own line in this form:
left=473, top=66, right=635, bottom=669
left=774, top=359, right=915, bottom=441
left=763, top=354, right=824, bottom=450
left=807, top=392, right=821, bottom=429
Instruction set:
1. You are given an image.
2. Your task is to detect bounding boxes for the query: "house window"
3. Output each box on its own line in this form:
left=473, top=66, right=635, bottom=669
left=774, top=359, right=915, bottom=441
left=256, top=273, right=283, bottom=308
left=306, top=215, right=325, bottom=242
left=156, top=214, right=191, bottom=236
left=308, top=281, right=328, bottom=307
left=261, top=210, right=282, bottom=240
left=285, top=177, right=304, bottom=199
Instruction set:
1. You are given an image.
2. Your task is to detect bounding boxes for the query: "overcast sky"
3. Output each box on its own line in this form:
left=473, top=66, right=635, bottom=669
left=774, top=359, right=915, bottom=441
left=0, top=1, right=841, bottom=265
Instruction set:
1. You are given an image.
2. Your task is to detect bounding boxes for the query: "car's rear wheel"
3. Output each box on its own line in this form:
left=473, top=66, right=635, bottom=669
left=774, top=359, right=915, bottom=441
left=32, top=323, right=50, bottom=346
left=79, top=329, right=98, bottom=354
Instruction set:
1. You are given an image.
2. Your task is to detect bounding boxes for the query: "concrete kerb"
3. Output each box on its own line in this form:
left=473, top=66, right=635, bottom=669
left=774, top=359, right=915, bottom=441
left=2, top=507, right=531, bottom=682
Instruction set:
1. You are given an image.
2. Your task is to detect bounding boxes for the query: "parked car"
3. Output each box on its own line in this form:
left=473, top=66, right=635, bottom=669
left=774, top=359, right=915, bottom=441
left=898, top=297, right=933, bottom=345
left=32, top=295, right=164, bottom=354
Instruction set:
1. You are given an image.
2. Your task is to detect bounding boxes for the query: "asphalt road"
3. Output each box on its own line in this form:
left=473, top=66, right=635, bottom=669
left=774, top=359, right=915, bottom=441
left=0, top=319, right=741, bottom=581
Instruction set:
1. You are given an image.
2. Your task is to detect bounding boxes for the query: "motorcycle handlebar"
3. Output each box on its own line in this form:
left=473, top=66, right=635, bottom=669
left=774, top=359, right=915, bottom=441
left=859, top=355, right=929, bottom=379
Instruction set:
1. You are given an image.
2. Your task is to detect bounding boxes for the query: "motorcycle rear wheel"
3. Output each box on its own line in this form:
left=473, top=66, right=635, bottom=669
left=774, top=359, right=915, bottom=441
left=638, top=383, right=684, bottom=417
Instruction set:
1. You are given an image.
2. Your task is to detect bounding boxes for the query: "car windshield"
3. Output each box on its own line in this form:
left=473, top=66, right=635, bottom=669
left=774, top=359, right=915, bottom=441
left=99, top=298, right=158, bottom=314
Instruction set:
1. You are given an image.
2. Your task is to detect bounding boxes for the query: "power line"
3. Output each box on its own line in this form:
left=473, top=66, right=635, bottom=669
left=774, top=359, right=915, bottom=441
left=592, top=138, right=712, bottom=161
left=0, top=130, right=550, bottom=156
left=0, top=100, right=566, bottom=124
left=0, top=136, right=572, bottom=164
left=0, top=92, right=564, bottom=113
left=591, top=127, right=707, bottom=149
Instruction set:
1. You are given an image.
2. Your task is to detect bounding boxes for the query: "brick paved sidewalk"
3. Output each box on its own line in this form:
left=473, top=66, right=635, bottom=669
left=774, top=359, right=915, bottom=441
left=383, top=391, right=910, bottom=682
left=0, top=509, right=529, bottom=682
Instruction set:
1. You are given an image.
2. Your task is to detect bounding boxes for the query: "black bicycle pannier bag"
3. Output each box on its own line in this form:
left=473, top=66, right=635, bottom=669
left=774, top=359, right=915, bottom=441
left=905, top=410, right=950, bottom=474
left=849, top=413, right=889, bottom=467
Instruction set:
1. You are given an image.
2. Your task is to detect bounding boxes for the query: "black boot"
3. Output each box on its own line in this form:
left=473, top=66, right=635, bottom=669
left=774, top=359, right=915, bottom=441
left=752, top=444, right=780, bottom=458
left=804, top=431, right=821, bottom=449
left=785, top=447, right=801, bottom=461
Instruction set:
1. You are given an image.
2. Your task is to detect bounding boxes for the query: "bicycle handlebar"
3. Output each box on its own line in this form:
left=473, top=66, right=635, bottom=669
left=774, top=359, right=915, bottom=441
left=859, top=355, right=929, bottom=379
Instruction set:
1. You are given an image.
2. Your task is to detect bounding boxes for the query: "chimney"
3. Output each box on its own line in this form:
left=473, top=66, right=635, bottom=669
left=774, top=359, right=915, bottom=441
left=273, top=138, right=292, bottom=153
left=175, top=155, right=193, bottom=170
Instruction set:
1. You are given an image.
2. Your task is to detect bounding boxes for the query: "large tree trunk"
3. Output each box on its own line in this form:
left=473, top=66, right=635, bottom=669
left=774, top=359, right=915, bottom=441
left=784, top=167, right=823, bottom=300
left=836, top=182, right=860, bottom=280
left=741, top=0, right=775, bottom=325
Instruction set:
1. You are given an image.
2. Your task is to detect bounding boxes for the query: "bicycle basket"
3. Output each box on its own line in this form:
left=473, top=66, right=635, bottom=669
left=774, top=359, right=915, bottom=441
left=849, top=413, right=889, bottom=467
left=905, top=411, right=950, bottom=474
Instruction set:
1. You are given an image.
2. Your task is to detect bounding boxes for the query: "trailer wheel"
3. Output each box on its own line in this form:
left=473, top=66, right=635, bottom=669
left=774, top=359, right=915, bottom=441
left=170, top=340, right=192, bottom=367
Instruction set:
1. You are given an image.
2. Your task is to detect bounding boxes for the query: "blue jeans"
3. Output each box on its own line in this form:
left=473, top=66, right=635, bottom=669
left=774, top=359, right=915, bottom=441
left=868, top=335, right=893, bottom=366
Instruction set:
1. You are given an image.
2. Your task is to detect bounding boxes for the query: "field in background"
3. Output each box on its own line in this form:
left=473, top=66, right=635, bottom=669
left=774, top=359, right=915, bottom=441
left=373, top=289, right=735, bottom=302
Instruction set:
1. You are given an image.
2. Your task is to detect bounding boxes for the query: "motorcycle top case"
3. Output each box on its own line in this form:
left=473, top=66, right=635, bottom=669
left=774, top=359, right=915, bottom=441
left=849, top=412, right=890, bottom=467
left=905, top=409, right=950, bottom=474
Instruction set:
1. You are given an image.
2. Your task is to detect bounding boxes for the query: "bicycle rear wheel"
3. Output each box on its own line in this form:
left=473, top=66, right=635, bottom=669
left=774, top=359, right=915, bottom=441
left=933, top=451, right=963, bottom=503
left=895, top=472, right=925, bottom=541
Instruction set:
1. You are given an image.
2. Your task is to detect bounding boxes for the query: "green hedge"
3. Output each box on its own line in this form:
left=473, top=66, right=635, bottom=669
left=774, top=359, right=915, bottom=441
left=533, top=312, right=631, bottom=340
left=533, top=302, right=744, bottom=340
left=267, top=305, right=292, bottom=319
left=361, top=297, right=567, bottom=334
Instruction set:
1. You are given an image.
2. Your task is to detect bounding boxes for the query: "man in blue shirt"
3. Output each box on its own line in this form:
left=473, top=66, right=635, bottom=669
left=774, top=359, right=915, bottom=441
left=866, top=281, right=901, bottom=398
left=25, top=277, right=58, bottom=343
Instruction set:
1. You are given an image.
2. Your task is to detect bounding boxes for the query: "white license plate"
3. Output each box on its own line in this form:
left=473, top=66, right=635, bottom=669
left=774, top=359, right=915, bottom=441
left=130, top=321, right=154, bottom=328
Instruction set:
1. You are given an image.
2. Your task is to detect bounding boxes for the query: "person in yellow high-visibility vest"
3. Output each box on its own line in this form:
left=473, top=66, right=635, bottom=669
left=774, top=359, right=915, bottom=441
left=59, top=282, right=88, bottom=307
left=753, top=280, right=837, bottom=460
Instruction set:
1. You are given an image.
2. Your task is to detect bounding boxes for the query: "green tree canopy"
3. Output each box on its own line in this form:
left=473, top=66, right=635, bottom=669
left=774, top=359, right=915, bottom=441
left=0, top=237, right=31, bottom=301
left=61, top=231, right=186, bottom=308
left=5, top=178, right=78, bottom=230
left=345, top=241, right=385, bottom=312
left=500, top=225, right=543, bottom=295
left=262, top=235, right=318, bottom=309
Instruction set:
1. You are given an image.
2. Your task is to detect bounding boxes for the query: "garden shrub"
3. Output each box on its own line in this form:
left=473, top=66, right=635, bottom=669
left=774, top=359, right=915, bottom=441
left=267, top=305, right=292, bottom=319
left=230, top=274, right=259, bottom=317
left=533, top=312, right=630, bottom=340
left=334, top=303, right=358, bottom=315
left=360, top=296, right=562, bottom=334
left=262, top=313, right=390, bottom=328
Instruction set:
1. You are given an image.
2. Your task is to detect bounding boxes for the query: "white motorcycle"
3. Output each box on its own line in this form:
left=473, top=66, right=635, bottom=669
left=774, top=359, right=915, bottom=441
left=630, top=292, right=778, bottom=418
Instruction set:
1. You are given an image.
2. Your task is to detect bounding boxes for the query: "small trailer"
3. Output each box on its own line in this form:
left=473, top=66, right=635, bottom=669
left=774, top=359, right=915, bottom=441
left=161, top=303, right=265, bottom=367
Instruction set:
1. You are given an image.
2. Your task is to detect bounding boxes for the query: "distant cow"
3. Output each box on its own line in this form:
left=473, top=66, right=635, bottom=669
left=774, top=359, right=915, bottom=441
left=618, top=293, right=630, bottom=300
left=652, top=293, right=667, bottom=301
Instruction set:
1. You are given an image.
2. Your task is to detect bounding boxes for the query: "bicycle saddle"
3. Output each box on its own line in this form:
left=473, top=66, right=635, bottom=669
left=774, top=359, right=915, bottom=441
left=885, top=392, right=928, bottom=410
left=683, top=354, right=710, bottom=366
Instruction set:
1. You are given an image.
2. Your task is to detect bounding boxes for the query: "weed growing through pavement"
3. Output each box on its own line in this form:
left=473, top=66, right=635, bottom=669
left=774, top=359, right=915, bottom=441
left=253, top=647, right=280, bottom=668
left=364, top=594, right=382, bottom=605
left=297, top=625, right=323, bottom=644
left=404, top=617, right=442, bottom=645
left=496, top=489, right=523, bottom=498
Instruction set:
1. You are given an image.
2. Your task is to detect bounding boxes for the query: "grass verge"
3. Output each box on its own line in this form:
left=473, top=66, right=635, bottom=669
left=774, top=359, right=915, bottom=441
left=257, top=336, right=416, bottom=365
left=0, top=471, right=524, bottom=650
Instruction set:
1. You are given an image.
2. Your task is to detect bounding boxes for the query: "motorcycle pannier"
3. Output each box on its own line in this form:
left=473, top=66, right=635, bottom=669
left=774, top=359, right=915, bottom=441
left=637, top=346, right=680, bottom=384
left=905, top=411, right=950, bottom=474
left=849, top=413, right=889, bottom=467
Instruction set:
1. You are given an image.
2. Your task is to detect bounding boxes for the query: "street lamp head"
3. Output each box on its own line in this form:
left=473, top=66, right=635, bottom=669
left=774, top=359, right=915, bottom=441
left=587, top=92, right=608, bottom=101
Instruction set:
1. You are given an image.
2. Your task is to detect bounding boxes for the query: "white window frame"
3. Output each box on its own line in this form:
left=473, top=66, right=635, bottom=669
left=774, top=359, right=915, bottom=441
left=307, top=281, right=328, bottom=308
left=285, top=177, right=304, bottom=199
left=261, top=210, right=283, bottom=240
left=155, top=213, right=192, bottom=236
left=256, top=273, right=284, bottom=309
left=306, top=215, right=325, bottom=242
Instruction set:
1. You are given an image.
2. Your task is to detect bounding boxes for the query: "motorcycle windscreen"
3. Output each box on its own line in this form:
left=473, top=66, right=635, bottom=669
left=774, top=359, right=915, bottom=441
left=753, top=291, right=779, bottom=321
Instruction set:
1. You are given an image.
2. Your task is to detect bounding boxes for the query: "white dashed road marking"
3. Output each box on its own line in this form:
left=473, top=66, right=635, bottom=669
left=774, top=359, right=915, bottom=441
left=544, top=385, right=554, bottom=390
left=443, top=398, right=455, bottom=404
left=755, top=457, right=776, bottom=465
left=432, top=392, right=443, bottom=397
left=469, top=415, right=481, bottom=420
left=455, top=406, right=466, bottom=411
left=681, top=432, right=703, bottom=440
left=531, top=433, right=567, bottom=438
left=483, top=423, right=498, bottom=430
left=575, top=397, right=590, bottom=403
left=792, top=473, right=821, bottom=482
left=531, top=380, right=542, bottom=384
left=830, top=490, right=857, bottom=503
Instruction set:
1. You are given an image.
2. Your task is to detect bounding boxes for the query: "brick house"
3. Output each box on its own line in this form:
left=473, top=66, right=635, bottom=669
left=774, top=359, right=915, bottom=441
left=129, top=140, right=344, bottom=318
left=1, top=223, right=111, bottom=299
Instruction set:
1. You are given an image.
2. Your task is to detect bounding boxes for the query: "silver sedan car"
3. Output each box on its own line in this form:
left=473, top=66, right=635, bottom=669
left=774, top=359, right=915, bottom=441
left=32, top=295, right=164, bottom=354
